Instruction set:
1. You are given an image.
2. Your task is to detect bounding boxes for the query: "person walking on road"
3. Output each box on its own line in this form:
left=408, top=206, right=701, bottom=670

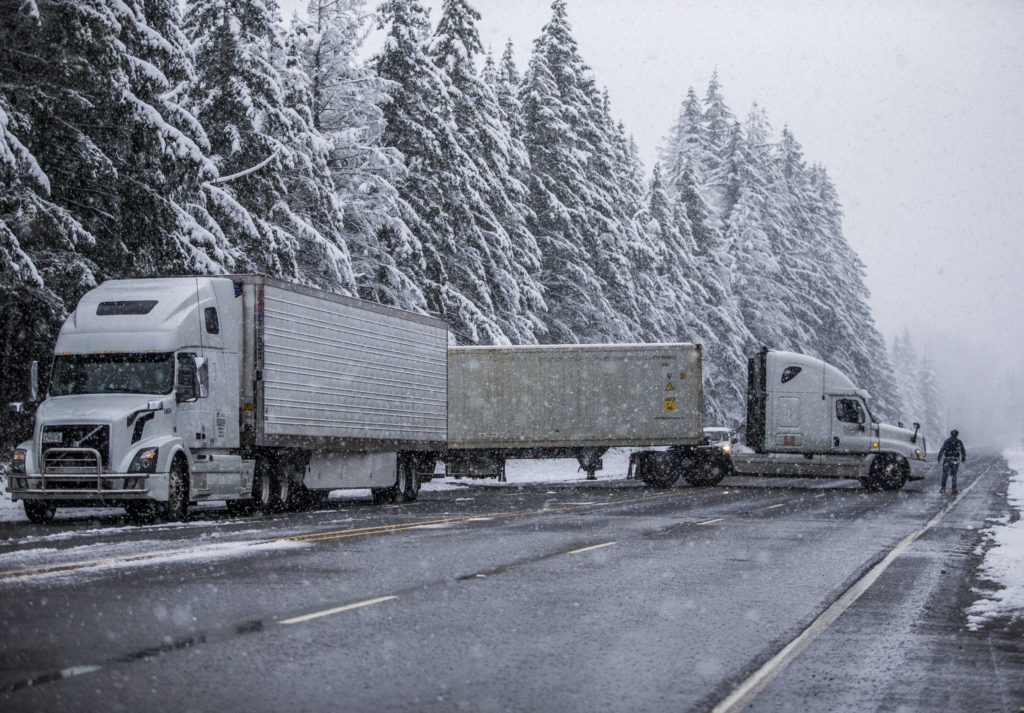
left=937, top=429, right=967, bottom=494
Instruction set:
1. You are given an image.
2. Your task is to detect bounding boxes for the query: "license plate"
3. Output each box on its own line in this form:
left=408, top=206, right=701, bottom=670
left=43, top=432, right=62, bottom=444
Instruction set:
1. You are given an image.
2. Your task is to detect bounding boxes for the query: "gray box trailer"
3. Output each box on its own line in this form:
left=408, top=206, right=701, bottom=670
left=445, top=343, right=703, bottom=480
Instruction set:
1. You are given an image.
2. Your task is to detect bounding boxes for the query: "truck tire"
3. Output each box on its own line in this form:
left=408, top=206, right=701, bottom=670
left=165, top=458, right=190, bottom=522
left=24, top=500, right=57, bottom=524
left=125, top=501, right=159, bottom=524
left=635, top=452, right=679, bottom=489
left=254, top=457, right=286, bottom=514
left=862, top=454, right=908, bottom=492
left=389, top=460, right=412, bottom=504
left=685, top=456, right=729, bottom=487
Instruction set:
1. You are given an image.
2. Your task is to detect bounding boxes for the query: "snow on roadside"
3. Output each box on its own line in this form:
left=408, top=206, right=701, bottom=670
left=966, top=447, right=1024, bottom=630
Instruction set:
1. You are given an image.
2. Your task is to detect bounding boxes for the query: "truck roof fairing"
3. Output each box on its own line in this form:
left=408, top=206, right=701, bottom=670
left=55, top=277, right=229, bottom=354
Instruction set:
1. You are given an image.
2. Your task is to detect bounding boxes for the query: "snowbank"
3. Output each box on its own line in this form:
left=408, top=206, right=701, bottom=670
left=966, top=448, right=1024, bottom=629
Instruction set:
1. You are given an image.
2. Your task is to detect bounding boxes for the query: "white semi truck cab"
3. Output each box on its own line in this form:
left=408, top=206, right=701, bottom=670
left=9, top=276, right=448, bottom=523
left=729, top=348, right=928, bottom=490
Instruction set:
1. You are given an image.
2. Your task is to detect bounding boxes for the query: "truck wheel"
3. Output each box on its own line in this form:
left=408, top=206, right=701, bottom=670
left=24, top=500, right=57, bottom=524
left=254, top=458, right=283, bottom=514
left=389, top=460, right=410, bottom=504
left=686, top=456, right=729, bottom=487
left=404, top=462, right=420, bottom=502
left=635, top=452, right=679, bottom=489
left=869, top=455, right=908, bottom=492
left=125, top=502, right=159, bottom=524
left=165, top=458, right=190, bottom=522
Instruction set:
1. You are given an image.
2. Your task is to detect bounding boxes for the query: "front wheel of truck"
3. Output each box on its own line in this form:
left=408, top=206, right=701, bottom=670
left=24, top=500, right=57, bottom=524
left=125, top=502, right=159, bottom=524
left=863, top=454, right=908, bottom=492
left=165, top=458, right=190, bottom=522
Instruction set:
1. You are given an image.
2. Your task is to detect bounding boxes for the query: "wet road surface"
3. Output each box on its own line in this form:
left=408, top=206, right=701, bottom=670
left=0, top=452, right=1020, bottom=712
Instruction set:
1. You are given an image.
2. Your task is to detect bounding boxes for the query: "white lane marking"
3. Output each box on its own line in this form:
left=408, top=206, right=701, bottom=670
left=711, top=466, right=992, bottom=713
left=278, top=596, right=397, bottom=625
left=766, top=504, right=784, bottom=510
left=568, top=542, right=617, bottom=555
left=697, top=518, right=724, bottom=526
left=813, top=494, right=827, bottom=498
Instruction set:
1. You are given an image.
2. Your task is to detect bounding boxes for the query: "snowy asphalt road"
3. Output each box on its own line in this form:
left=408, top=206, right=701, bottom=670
left=0, top=452, right=1020, bottom=712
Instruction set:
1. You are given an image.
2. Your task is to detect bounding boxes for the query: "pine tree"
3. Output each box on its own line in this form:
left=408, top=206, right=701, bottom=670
left=184, top=0, right=354, bottom=293
left=291, top=0, right=422, bottom=309
left=429, top=0, right=545, bottom=343
left=519, top=0, right=636, bottom=343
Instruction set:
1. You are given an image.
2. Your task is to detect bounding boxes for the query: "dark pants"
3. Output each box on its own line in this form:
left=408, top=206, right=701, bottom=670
left=941, top=458, right=960, bottom=489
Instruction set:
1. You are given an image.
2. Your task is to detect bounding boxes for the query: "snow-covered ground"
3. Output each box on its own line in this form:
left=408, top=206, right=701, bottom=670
left=967, top=447, right=1024, bottom=629
left=0, top=449, right=635, bottom=523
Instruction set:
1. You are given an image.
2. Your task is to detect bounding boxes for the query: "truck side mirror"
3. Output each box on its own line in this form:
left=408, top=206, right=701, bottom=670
left=911, top=422, right=920, bottom=443
left=195, top=357, right=209, bottom=399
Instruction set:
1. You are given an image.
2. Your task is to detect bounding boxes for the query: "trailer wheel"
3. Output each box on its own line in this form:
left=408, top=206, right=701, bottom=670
left=389, top=460, right=411, bottom=504
left=165, top=458, right=190, bottom=522
left=634, top=452, right=679, bottom=489
left=686, top=455, right=729, bottom=487
left=404, top=462, right=420, bottom=502
left=24, top=500, right=57, bottom=524
left=867, top=454, right=908, bottom=492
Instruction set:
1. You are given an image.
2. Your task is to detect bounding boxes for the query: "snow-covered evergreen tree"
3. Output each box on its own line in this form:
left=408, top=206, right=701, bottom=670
left=519, top=0, right=639, bottom=343
left=291, top=0, right=422, bottom=309
left=429, top=0, right=545, bottom=343
left=184, top=0, right=354, bottom=293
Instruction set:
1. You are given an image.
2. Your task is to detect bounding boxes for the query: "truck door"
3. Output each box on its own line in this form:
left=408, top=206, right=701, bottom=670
left=831, top=397, right=872, bottom=453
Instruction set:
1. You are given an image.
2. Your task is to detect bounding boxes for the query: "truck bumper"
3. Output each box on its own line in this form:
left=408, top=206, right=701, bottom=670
left=907, top=457, right=928, bottom=481
left=8, top=473, right=169, bottom=502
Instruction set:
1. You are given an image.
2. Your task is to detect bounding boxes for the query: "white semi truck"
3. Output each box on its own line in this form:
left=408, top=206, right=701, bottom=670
left=631, top=348, right=928, bottom=491
left=8, top=276, right=448, bottom=523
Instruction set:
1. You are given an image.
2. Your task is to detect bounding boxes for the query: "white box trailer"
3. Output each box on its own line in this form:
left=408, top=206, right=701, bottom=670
left=239, top=277, right=447, bottom=451
left=444, top=344, right=704, bottom=480
left=9, top=275, right=448, bottom=523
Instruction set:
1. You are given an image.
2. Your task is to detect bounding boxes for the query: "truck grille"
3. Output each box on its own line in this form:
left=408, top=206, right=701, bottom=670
left=42, top=448, right=104, bottom=475
left=41, top=425, right=110, bottom=470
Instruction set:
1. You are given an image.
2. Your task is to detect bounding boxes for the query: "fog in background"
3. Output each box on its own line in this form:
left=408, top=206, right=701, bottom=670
left=283, top=0, right=1024, bottom=448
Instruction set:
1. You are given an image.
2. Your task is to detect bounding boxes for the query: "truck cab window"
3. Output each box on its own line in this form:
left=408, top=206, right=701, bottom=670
left=835, top=398, right=865, bottom=424
left=781, top=366, right=801, bottom=383
left=205, top=307, right=220, bottom=334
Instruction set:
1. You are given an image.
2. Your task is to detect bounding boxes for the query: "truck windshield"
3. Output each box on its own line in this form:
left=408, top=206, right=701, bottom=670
left=49, top=353, right=175, bottom=396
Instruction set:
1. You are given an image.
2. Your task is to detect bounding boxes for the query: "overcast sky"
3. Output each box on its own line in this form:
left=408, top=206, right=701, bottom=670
left=284, top=0, right=1024, bottom=370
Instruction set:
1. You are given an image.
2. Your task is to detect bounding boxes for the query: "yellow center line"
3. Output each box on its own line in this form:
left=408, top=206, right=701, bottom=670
left=0, top=490, right=689, bottom=583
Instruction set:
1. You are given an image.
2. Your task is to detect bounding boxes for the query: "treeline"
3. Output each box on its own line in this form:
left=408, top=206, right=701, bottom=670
left=0, top=0, right=902, bottom=425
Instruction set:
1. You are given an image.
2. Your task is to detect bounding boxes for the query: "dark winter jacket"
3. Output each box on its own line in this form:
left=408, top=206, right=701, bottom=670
left=937, top=437, right=967, bottom=462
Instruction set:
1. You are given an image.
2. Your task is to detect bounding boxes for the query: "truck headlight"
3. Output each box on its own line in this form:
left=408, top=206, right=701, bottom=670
left=128, top=447, right=159, bottom=473
left=12, top=449, right=26, bottom=474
